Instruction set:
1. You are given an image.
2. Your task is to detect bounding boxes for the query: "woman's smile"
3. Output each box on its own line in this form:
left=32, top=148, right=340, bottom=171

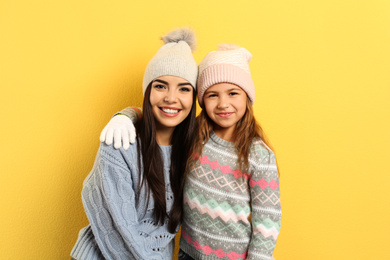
left=150, top=75, right=193, bottom=130
left=159, top=106, right=182, bottom=117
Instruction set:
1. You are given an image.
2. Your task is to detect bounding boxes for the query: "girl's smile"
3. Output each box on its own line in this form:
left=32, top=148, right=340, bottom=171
left=204, top=82, right=248, bottom=141
left=216, top=112, right=233, bottom=118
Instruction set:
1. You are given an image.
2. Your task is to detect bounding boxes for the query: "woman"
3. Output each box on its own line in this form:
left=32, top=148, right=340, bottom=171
left=71, top=28, right=198, bottom=260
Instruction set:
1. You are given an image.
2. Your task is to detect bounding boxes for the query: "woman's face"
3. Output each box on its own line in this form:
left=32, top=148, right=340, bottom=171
left=149, top=75, right=194, bottom=131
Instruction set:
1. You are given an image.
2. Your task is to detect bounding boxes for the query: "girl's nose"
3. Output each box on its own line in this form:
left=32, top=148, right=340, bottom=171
left=217, top=97, right=229, bottom=109
left=217, top=103, right=229, bottom=109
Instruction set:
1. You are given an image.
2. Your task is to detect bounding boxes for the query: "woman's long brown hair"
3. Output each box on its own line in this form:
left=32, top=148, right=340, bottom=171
left=190, top=98, right=272, bottom=173
left=136, top=83, right=196, bottom=233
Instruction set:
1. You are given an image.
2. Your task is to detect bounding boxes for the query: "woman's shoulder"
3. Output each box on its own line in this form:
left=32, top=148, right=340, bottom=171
left=98, top=140, right=139, bottom=169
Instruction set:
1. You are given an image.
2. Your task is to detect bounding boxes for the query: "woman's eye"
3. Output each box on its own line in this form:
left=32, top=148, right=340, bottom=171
left=229, top=92, right=239, bottom=96
left=153, top=84, right=165, bottom=89
left=207, top=94, right=217, bottom=98
left=180, top=87, right=191, bottom=92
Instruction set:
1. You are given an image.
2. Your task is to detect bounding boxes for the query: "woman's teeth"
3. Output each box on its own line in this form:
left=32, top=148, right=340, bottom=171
left=162, top=108, right=179, bottom=114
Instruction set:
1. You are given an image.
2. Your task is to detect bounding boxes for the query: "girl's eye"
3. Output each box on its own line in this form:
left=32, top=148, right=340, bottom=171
left=207, top=94, right=217, bottom=98
left=229, top=92, right=239, bottom=96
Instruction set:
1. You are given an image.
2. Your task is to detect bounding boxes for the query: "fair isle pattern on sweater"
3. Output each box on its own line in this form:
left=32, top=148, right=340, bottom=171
left=179, top=132, right=281, bottom=260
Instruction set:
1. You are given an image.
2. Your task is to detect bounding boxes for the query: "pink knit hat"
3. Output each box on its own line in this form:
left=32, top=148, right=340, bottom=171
left=197, top=44, right=255, bottom=107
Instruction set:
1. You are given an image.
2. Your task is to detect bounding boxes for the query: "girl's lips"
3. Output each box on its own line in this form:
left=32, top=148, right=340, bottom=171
left=217, top=112, right=233, bottom=118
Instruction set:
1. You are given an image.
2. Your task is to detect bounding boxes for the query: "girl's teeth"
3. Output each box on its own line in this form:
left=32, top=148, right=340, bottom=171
left=162, top=108, right=179, bottom=114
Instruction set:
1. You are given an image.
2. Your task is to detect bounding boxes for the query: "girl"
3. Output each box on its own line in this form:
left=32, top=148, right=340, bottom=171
left=71, top=28, right=198, bottom=260
left=101, top=45, right=281, bottom=260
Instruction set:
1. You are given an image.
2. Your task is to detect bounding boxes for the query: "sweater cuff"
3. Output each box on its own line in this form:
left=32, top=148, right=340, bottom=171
left=114, top=107, right=143, bottom=124
left=71, top=226, right=105, bottom=260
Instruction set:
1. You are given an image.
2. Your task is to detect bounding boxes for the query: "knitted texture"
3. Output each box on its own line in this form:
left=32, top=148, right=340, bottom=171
left=114, top=106, right=143, bottom=121
left=197, top=45, right=255, bottom=107
left=71, top=142, right=177, bottom=260
left=143, top=28, right=198, bottom=94
left=179, top=132, right=281, bottom=260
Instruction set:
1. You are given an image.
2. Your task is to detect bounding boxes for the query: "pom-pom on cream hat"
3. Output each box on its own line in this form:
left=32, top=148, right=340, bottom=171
left=142, top=28, right=198, bottom=95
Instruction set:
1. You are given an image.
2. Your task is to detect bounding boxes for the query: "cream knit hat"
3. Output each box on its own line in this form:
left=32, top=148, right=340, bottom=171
left=142, top=28, right=198, bottom=94
left=197, top=44, right=255, bottom=107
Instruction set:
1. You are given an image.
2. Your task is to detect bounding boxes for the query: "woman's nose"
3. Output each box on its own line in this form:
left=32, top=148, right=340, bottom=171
left=164, top=90, right=177, bottom=103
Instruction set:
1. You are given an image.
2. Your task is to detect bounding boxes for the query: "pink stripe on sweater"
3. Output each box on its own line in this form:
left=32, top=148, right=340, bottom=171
left=199, top=156, right=251, bottom=179
left=249, top=178, right=279, bottom=190
left=182, top=230, right=248, bottom=260
left=199, top=156, right=279, bottom=191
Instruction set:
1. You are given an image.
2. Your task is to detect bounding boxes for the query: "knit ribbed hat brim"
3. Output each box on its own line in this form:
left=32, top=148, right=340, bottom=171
left=197, top=44, right=255, bottom=106
left=197, top=63, right=255, bottom=107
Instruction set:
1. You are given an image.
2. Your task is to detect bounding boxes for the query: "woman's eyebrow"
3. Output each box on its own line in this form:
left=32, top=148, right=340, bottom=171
left=178, top=82, right=192, bottom=86
left=153, top=79, right=168, bottom=84
left=153, top=79, right=191, bottom=86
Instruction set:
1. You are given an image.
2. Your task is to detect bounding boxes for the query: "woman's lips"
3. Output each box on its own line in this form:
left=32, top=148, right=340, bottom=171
left=159, top=107, right=181, bottom=117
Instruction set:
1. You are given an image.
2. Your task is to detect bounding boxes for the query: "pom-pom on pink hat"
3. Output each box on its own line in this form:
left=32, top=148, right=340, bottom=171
left=197, top=44, right=255, bottom=107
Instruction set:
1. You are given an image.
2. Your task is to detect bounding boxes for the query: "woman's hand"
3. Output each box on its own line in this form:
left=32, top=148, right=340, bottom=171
left=99, top=115, right=136, bottom=150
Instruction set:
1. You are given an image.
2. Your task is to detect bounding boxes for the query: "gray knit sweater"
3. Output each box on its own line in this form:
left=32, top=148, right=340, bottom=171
left=71, top=142, right=177, bottom=260
left=179, top=132, right=281, bottom=260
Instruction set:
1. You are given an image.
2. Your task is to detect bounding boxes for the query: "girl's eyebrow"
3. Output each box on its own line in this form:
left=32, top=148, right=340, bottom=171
left=227, top=87, right=242, bottom=92
left=153, top=79, right=192, bottom=86
left=206, top=87, right=242, bottom=94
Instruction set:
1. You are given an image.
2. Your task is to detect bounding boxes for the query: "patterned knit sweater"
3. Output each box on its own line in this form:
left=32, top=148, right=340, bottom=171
left=179, top=132, right=281, bottom=260
left=71, top=142, right=177, bottom=260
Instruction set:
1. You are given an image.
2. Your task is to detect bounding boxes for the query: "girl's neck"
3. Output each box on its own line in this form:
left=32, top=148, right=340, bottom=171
left=213, top=125, right=236, bottom=142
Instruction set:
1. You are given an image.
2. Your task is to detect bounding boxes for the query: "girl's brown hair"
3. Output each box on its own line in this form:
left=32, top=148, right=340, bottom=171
left=190, top=98, right=272, bottom=173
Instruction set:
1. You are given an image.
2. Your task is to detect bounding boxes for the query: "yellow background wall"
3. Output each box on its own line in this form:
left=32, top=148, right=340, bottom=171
left=1, top=0, right=389, bottom=259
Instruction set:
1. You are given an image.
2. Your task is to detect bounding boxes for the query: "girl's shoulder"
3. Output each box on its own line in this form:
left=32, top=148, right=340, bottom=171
left=250, top=137, right=274, bottom=157
left=249, top=138, right=278, bottom=175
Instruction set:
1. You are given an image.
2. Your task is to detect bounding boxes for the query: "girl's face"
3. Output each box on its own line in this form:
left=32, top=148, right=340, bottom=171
left=150, top=75, right=194, bottom=131
left=203, top=83, right=247, bottom=141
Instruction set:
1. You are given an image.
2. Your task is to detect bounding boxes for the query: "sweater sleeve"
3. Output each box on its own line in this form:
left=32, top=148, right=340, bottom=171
left=114, top=107, right=143, bottom=124
left=81, top=143, right=160, bottom=260
left=247, top=146, right=281, bottom=260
